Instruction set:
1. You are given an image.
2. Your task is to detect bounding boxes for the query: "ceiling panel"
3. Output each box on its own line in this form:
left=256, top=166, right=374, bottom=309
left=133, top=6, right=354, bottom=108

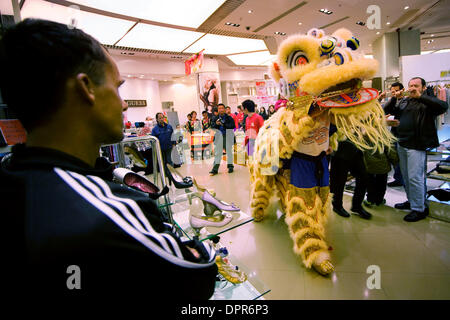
left=69, top=0, right=226, bottom=28
left=116, top=23, right=205, bottom=52
left=21, top=0, right=134, bottom=45
left=227, top=51, right=276, bottom=66
left=184, top=33, right=267, bottom=55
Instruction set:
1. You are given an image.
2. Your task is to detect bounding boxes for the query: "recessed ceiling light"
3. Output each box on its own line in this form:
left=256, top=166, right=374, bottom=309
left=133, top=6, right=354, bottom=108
left=431, top=34, right=434, bottom=37
left=248, top=10, right=253, bottom=13
left=404, top=6, right=409, bottom=10
left=225, top=22, right=240, bottom=27
left=319, top=8, right=333, bottom=15
left=298, top=22, right=302, bottom=25
left=376, top=31, right=380, bottom=35
left=386, top=22, right=391, bottom=25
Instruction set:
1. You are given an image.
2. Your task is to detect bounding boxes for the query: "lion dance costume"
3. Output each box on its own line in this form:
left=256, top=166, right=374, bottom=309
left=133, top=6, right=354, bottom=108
left=249, top=28, right=395, bottom=276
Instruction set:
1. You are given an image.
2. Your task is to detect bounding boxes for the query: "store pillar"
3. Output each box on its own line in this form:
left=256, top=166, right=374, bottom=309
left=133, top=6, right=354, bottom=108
left=372, top=30, right=421, bottom=90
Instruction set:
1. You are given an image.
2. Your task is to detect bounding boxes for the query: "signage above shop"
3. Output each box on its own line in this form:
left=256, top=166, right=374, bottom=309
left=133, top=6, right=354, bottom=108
left=125, top=100, right=147, bottom=107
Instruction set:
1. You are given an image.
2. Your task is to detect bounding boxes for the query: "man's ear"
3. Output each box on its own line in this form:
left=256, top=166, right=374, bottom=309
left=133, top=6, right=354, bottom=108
left=75, top=73, right=96, bottom=105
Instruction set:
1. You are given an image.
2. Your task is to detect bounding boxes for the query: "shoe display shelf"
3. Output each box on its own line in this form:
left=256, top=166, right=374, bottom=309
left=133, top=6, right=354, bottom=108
left=101, top=135, right=176, bottom=224
left=426, top=139, right=450, bottom=222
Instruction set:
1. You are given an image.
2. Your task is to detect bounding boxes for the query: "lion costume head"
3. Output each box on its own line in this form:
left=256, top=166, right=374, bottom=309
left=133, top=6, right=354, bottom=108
left=269, top=27, right=394, bottom=152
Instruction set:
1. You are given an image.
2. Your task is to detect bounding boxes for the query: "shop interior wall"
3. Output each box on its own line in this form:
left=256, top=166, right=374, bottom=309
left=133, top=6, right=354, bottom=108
left=119, top=78, right=161, bottom=123
left=400, top=52, right=450, bottom=85
left=158, top=81, right=199, bottom=128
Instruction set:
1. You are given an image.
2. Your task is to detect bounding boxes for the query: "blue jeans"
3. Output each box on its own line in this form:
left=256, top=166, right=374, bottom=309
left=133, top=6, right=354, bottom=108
left=393, top=143, right=404, bottom=184
left=397, top=145, right=427, bottom=212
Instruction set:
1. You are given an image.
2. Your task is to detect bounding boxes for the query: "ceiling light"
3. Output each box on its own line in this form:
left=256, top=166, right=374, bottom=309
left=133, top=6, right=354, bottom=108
left=116, top=23, right=204, bottom=52
left=21, top=0, right=134, bottom=45
left=227, top=51, right=276, bottom=66
left=386, top=22, right=391, bottom=25
left=248, top=10, right=253, bottom=13
left=319, top=8, right=333, bottom=15
left=184, top=34, right=267, bottom=55
left=298, top=22, right=302, bottom=25
left=225, top=22, right=240, bottom=27
left=431, top=34, right=434, bottom=37
left=376, top=31, right=380, bottom=35
left=69, top=0, right=226, bottom=28
left=404, top=6, right=409, bottom=10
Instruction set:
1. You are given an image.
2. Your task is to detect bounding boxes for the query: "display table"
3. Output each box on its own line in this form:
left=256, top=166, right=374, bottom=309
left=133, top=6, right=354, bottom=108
left=191, top=132, right=214, bottom=160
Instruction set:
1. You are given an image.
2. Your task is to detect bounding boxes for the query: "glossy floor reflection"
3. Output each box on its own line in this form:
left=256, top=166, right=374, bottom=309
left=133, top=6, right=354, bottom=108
left=176, top=159, right=450, bottom=300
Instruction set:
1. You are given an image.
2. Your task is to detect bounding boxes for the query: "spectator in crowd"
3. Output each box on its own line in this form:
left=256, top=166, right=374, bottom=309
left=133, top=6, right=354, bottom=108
left=225, top=106, right=237, bottom=130
left=362, top=142, right=399, bottom=207
left=152, top=112, right=176, bottom=166
left=384, top=77, right=448, bottom=222
left=236, top=105, right=245, bottom=129
left=242, top=99, right=264, bottom=157
left=209, top=103, right=235, bottom=175
left=381, top=82, right=406, bottom=187
left=268, top=104, right=276, bottom=118
left=330, top=137, right=372, bottom=220
left=201, top=110, right=211, bottom=131
left=185, top=112, right=192, bottom=131
left=0, top=18, right=217, bottom=298
left=258, top=106, right=269, bottom=120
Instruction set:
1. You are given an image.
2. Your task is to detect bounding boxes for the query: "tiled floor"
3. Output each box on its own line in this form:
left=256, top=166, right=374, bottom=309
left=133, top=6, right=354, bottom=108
left=175, top=152, right=450, bottom=300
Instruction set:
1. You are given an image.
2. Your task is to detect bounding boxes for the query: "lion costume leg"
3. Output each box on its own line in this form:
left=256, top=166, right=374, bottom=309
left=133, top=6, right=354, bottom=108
left=275, top=168, right=334, bottom=275
left=249, top=161, right=275, bottom=222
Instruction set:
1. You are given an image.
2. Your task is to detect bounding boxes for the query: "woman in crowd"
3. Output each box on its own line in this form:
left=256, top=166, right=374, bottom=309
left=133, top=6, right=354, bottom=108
left=268, top=105, right=276, bottom=118
left=201, top=110, right=211, bottom=131
left=258, top=106, right=269, bottom=120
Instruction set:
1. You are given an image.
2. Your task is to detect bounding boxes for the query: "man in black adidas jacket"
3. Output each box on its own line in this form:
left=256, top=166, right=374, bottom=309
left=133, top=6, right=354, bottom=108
left=384, top=77, right=448, bottom=222
left=0, top=19, right=217, bottom=299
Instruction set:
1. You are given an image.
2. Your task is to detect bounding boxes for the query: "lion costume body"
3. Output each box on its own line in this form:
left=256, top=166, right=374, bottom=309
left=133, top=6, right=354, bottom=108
left=249, top=28, right=394, bottom=275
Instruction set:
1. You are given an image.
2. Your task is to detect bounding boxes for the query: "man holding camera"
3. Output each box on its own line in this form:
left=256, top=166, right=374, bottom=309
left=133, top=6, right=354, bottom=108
left=380, top=82, right=407, bottom=187
left=384, top=77, right=448, bottom=222
left=209, top=103, right=236, bottom=175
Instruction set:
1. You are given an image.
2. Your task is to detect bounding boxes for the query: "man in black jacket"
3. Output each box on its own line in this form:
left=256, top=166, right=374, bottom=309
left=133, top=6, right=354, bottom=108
left=209, top=103, right=235, bottom=175
left=384, top=77, right=448, bottom=222
left=0, top=19, right=217, bottom=299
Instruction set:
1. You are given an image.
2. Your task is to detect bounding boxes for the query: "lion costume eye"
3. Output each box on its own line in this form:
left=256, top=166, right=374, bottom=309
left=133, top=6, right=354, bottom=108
left=287, top=50, right=309, bottom=68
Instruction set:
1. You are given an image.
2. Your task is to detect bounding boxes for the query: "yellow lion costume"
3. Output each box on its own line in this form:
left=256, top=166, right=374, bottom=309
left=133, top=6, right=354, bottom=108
left=249, top=28, right=394, bottom=276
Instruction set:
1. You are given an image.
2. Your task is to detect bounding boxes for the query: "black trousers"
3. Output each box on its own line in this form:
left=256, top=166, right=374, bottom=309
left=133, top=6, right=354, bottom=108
left=366, top=173, right=388, bottom=204
left=330, top=155, right=368, bottom=210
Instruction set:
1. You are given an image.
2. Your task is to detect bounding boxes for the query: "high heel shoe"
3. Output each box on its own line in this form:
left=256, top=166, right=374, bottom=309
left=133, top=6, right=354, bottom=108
left=215, top=255, right=247, bottom=284
left=165, top=164, right=193, bottom=189
left=193, top=178, right=216, bottom=197
left=114, top=168, right=169, bottom=200
left=189, top=212, right=233, bottom=230
left=123, top=146, right=147, bottom=167
left=201, top=190, right=240, bottom=215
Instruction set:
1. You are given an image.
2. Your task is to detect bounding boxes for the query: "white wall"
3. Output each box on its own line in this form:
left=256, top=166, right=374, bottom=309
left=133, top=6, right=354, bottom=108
left=119, top=79, right=161, bottom=123
left=220, top=68, right=267, bottom=81
left=401, top=52, right=450, bottom=85
left=158, top=82, right=199, bottom=126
